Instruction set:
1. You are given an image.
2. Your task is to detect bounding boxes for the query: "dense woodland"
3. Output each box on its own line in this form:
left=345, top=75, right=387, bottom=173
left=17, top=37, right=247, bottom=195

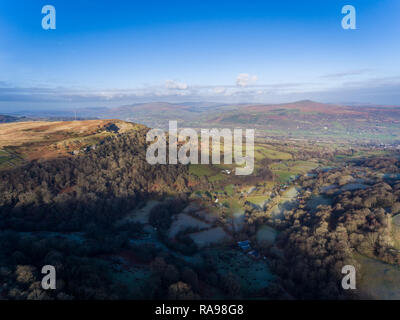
left=1, top=127, right=400, bottom=299
left=267, top=158, right=400, bottom=299
left=0, top=128, right=190, bottom=231
left=0, top=130, right=263, bottom=300
left=0, top=130, right=194, bottom=299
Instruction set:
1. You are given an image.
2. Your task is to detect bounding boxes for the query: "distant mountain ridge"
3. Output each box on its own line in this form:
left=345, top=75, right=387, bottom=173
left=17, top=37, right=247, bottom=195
left=0, top=114, right=25, bottom=123
left=243, top=100, right=361, bottom=115
left=94, top=100, right=400, bottom=119
left=4, top=100, right=400, bottom=143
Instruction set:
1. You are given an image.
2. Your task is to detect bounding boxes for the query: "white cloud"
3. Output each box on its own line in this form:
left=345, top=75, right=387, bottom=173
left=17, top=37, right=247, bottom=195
left=236, top=73, right=258, bottom=87
left=3, top=75, right=400, bottom=108
left=321, top=69, right=371, bottom=79
left=213, top=87, right=226, bottom=94
left=165, top=79, right=188, bottom=90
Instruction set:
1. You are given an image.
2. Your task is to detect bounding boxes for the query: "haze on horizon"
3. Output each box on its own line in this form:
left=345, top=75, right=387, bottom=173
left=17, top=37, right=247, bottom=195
left=0, top=0, right=400, bottom=111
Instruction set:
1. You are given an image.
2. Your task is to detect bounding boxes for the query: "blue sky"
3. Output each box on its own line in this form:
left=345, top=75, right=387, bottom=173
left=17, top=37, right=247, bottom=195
left=0, top=0, right=399, bottom=110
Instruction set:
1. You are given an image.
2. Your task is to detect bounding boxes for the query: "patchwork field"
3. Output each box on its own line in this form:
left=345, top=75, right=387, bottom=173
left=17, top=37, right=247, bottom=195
left=168, top=213, right=210, bottom=238
left=254, top=144, right=292, bottom=161
left=270, top=187, right=300, bottom=220
left=270, top=160, right=319, bottom=183
left=189, top=227, right=232, bottom=248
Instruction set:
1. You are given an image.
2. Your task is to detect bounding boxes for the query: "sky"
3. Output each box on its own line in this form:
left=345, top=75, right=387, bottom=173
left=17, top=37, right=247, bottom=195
left=0, top=0, right=400, bottom=111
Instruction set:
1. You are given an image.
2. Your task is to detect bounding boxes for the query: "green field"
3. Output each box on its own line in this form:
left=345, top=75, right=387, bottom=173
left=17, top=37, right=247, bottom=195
left=246, top=195, right=269, bottom=206
left=189, top=164, right=215, bottom=177
left=270, top=160, right=318, bottom=182
left=224, top=184, right=234, bottom=196
left=254, top=144, right=292, bottom=161
left=0, top=148, right=23, bottom=169
left=355, top=253, right=400, bottom=299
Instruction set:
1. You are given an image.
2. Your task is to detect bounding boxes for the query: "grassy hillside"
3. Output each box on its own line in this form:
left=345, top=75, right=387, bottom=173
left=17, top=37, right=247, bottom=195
left=0, top=120, right=145, bottom=170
